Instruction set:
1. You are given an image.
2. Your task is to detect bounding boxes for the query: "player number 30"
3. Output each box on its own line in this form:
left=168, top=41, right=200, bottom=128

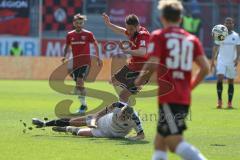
left=166, top=38, right=193, bottom=71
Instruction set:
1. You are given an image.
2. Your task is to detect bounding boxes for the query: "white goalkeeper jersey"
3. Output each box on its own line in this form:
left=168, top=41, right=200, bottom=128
left=215, top=31, right=240, bottom=64
left=98, top=108, right=143, bottom=136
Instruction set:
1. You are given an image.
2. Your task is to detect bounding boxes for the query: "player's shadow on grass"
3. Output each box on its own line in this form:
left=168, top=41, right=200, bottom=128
left=31, top=134, right=149, bottom=145
left=111, top=138, right=149, bottom=145
left=89, top=137, right=150, bottom=145
left=223, top=108, right=238, bottom=110
left=212, top=107, right=238, bottom=110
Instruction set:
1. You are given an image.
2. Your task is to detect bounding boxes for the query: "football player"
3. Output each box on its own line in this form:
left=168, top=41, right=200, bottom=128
left=101, top=13, right=150, bottom=113
left=211, top=17, right=240, bottom=109
left=32, top=106, right=144, bottom=140
left=63, top=13, right=102, bottom=113
left=135, top=0, right=209, bottom=159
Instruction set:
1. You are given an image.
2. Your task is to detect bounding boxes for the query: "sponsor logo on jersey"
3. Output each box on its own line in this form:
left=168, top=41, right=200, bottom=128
left=71, top=41, right=86, bottom=45
left=81, top=36, right=86, bottom=40
left=140, top=40, right=146, bottom=47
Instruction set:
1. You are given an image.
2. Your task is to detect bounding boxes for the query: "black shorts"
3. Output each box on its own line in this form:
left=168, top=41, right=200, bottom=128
left=157, top=103, right=189, bottom=137
left=114, top=65, right=146, bottom=94
left=71, top=65, right=90, bottom=81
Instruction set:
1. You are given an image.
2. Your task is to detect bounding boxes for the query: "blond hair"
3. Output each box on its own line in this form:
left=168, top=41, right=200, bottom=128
left=158, top=0, right=183, bottom=22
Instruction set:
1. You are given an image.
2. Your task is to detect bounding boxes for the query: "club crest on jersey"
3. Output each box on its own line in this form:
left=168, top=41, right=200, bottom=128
left=147, top=42, right=154, bottom=53
left=140, top=40, right=146, bottom=46
left=81, top=36, right=86, bottom=40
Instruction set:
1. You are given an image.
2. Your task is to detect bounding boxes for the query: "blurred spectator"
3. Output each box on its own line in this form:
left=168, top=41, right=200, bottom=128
left=86, top=0, right=106, bottom=14
left=10, top=41, right=23, bottom=56
left=190, top=0, right=201, bottom=15
left=181, top=11, right=202, bottom=37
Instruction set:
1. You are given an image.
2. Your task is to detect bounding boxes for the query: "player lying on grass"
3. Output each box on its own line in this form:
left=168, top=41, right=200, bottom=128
left=32, top=105, right=144, bottom=140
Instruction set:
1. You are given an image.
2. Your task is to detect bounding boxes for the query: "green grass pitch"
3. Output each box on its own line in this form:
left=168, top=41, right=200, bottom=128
left=0, top=80, right=240, bottom=160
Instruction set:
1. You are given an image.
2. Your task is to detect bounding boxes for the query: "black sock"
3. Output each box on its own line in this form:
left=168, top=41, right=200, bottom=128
left=45, top=118, right=70, bottom=127
left=113, top=102, right=126, bottom=108
left=228, top=83, right=234, bottom=103
left=217, top=81, right=223, bottom=100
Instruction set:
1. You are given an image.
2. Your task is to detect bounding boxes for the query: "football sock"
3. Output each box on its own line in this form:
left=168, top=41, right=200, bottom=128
left=45, top=118, right=70, bottom=127
left=66, top=126, right=80, bottom=135
left=217, top=81, right=223, bottom=100
left=113, top=101, right=128, bottom=108
left=132, top=112, right=142, bottom=131
left=228, top=83, right=234, bottom=103
left=86, top=115, right=97, bottom=127
left=152, top=150, right=167, bottom=160
left=78, top=95, right=87, bottom=106
left=175, top=141, right=207, bottom=160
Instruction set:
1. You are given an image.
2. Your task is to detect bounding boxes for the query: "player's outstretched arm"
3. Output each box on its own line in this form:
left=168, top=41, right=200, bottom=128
left=191, top=55, right=210, bottom=90
left=234, top=45, right=240, bottom=66
left=93, top=39, right=103, bottom=67
left=62, top=44, right=70, bottom=63
left=102, top=13, right=126, bottom=36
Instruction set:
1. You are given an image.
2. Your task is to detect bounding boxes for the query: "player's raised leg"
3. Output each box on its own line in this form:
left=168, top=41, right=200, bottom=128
left=119, top=88, right=133, bottom=103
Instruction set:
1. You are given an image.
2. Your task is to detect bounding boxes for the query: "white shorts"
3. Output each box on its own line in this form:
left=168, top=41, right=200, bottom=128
left=216, top=63, right=237, bottom=79
left=90, top=116, right=126, bottom=138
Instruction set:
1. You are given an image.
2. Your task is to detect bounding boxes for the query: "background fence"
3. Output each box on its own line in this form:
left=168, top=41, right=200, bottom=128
left=1, top=0, right=240, bottom=58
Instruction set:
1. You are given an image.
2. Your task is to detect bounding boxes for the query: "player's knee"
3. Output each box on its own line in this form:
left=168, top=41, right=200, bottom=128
left=165, top=135, right=183, bottom=153
left=228, top=79, right=234, bottom=84
left=119, top=96, right=129, bottom=103
left=76, top=79, right=84, bottom=86
left=217, top=75, right=224, bottom=81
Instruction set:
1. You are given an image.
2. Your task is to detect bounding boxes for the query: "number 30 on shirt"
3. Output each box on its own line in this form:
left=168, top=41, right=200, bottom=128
left=166, top=38, right=193, bottom=71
